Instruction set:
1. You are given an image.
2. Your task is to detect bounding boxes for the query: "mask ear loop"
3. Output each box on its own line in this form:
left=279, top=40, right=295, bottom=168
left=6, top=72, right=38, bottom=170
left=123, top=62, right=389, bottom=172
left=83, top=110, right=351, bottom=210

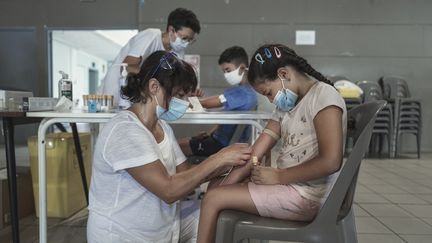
left=255, top=53, right=265, bottom=65
left=274, top=47, right=282, bottom=58
left=278, top=74, right=286, bottom=91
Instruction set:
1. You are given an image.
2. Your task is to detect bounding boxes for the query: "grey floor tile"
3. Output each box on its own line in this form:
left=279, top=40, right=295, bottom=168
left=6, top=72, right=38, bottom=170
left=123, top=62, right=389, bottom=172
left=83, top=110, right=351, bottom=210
left=417, top=194, right=432, bottom=203
left=381, top=194, right=429, bottom=205
left=355, top=217, right=393, bottom=234
left=400, top=235, right=432, bottom=243
left=420, top=217, right=432, bottom=226
left=358, top=177, right=389, bottom=185
left=378, top=217, right=432, bottom=234
left=357, top=233, right=405, bottom=243
left=397, top=185, right=432, bottom=194
left=355, top=193, right=391, bottom=204
left=399, top=205, right=432, bottom=218
left=353, top=204, right=370, bottom=217
left=360, top=204, right=414, bottom=217
left=366, top=184, right=408, bottom=194
left=356, top=184, right=373, bottom=193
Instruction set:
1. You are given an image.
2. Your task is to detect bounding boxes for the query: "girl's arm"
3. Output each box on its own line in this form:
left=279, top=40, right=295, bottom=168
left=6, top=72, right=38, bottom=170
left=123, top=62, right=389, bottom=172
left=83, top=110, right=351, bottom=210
left=219, top=119, right=281, bottom=185
left=251, top=106, right=344, bottom=185
left=127, top=143, right=251, bottom=204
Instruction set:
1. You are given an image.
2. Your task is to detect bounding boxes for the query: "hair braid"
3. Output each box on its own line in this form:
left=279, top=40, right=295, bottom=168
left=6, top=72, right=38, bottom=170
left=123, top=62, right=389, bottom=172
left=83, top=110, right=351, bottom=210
left=295, top=56, right=333, bottom=86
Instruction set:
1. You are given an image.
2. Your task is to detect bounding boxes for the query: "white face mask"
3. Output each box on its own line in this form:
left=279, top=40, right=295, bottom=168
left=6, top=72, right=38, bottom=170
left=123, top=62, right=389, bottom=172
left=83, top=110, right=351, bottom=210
left=224, top=66, right=244, bottom=86
left=170, top=32, right=189, bottom=52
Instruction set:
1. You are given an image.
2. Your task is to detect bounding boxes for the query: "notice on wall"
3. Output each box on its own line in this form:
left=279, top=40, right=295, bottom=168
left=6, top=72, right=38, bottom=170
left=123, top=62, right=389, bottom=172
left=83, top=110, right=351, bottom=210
left=295, top=30, right=316, bottom=45
left=184, top=54, right=201, bottom=87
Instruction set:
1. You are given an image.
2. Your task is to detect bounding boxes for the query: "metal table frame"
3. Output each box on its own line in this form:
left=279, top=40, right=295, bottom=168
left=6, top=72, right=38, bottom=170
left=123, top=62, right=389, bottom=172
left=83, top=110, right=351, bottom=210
left=26, top=110, right=271, bottom=243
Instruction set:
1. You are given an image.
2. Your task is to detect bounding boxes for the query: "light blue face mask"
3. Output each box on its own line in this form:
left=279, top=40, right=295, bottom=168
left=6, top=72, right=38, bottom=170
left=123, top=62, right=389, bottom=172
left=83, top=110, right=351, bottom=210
left=155, top=96, right=190, bottom=121
left=273, top=75, right=298, bottom=112
left=170, top=32, right=189, bottom=53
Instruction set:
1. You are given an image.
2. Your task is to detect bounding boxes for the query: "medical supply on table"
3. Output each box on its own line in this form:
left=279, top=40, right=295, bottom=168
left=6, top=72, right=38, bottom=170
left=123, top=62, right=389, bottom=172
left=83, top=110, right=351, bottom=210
left=54, top=96, right=73, bottom=112
left=82, top=94, right=114, bottom=112
left=22, top=97, right=59, bottom=111
left=58, top=71, right=73, bottom=101
left=0, top=89, right=33, bottom=111
left=187, top=96, right=205, bottom=112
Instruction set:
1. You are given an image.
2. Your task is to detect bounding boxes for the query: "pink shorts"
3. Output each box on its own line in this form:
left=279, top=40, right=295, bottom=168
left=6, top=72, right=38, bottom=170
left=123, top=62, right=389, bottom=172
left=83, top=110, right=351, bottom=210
left=248, top=182, right=320, bottom=221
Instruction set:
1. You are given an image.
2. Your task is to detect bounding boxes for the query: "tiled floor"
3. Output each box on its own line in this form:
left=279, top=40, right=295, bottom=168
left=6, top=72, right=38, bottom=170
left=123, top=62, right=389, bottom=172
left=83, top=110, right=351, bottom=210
left=1, top=147, right=431, bottom=242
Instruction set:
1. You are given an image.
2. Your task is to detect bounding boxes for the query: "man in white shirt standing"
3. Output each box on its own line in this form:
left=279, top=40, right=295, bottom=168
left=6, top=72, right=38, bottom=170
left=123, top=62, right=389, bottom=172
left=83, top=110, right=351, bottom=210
left=99, top=8, right=201, bottom=109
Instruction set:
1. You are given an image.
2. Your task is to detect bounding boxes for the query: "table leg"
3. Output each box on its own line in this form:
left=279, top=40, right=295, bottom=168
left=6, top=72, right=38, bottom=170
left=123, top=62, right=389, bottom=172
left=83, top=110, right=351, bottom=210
left=70, top=123, right=89, bottom=204
left=3, top=118, right=20, bottom=243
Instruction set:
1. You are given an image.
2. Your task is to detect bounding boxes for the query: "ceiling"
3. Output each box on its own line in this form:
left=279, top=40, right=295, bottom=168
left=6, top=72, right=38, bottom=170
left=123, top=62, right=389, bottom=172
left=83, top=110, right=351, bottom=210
left=52, top=30, right=138, bottom=61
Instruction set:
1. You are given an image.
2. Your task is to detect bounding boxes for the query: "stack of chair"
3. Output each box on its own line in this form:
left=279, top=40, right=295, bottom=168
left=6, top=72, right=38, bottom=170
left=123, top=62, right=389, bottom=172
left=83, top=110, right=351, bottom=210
left=378, top=76, right=421, bottom=158
left=357, top=81, right=393, bottom=157
left=395, top=98, right=422, bottom=158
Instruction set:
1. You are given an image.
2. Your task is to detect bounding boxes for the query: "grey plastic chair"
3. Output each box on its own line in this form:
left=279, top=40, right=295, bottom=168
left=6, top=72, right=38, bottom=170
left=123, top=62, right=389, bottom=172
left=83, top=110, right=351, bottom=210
left=215, top=100, right=386, bottom=243
left=395, top=98, right=422, bottom=158
left=371, top=105, right=393, bottom=157
left=379, top=76, right=411, bottom=99
left=343, top=97, right=362, bottom=111
left=357, top=81, right=383, bottom=102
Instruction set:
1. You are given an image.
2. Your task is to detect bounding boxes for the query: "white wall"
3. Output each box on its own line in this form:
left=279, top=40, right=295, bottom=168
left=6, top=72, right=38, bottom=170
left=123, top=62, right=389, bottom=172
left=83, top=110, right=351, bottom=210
left=52, top=38, right=108, bottom=106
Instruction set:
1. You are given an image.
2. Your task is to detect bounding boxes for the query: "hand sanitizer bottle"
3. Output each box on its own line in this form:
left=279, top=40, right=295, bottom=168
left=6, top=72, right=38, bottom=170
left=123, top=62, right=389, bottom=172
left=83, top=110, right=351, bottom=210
left=58, top=71, right=73, bottom=101
left=118, top=63, right=130, bottom=109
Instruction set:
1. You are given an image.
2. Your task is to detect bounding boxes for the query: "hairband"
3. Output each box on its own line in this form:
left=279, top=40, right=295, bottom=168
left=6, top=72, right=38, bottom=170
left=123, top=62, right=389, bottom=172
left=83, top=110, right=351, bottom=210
left=254, top=46, right=283, bottom=65
left=254, top=53, right=265, bottom=65
left=264, top=48, right=272, bottom=58
left=274, top=47, right=282, bottom=58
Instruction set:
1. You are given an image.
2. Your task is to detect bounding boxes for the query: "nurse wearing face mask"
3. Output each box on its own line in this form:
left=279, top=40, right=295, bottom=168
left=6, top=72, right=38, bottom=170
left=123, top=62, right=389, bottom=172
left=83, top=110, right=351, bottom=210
left=179, top=46, right=258, bottom=159
left=87, top=51, right=252, bottom=243
left=98, top=8, right=201, bottom=109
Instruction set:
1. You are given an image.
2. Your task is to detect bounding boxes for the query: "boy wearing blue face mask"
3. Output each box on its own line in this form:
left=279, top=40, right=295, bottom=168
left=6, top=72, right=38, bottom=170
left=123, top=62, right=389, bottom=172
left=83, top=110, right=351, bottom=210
left=179, top=46, right=257, bottom=158
left=98, top=8, right=201, bottom=109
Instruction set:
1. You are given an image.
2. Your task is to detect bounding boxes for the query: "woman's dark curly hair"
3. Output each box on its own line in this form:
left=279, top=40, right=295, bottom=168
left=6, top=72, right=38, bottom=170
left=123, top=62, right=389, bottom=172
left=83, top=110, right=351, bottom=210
left=248, top=44, right=332, bottom=86
left=121, top=50, right=197, bottom=106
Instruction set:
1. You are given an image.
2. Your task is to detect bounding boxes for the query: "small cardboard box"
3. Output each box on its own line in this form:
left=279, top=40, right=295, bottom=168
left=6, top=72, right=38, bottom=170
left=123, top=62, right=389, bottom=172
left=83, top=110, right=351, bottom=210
left=0, top=166, right=35, bottom=229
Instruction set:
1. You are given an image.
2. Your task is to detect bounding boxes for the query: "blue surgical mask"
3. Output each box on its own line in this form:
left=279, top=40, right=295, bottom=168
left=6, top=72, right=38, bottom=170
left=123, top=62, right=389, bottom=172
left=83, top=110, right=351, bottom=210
left=155, top=96, right=190, bottom=121
left=170, top=32, right=189, bottom=53
left=273, top=75, right=298, bottom=112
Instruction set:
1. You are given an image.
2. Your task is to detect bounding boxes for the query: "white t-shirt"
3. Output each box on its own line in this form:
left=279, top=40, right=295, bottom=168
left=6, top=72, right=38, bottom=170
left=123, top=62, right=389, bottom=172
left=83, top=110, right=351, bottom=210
left=271, top=82, right=347, bottom=203
left=87, top=110, right=187, bottom=243
left=98, top=29, right=165, bottom=108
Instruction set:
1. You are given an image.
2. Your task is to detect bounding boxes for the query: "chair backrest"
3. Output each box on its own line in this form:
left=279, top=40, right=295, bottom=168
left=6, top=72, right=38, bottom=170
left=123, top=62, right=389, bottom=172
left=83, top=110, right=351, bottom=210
left=312, top=100, right=386, bottom=225
left=379, top=76, right=411, bottom=99
left=357, top=81, right=383, bottom=102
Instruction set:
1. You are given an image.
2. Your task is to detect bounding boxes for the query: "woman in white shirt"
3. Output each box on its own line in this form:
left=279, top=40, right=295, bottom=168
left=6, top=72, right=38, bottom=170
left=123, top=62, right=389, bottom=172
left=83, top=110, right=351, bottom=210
left=87, top=50, right=251, bottom=243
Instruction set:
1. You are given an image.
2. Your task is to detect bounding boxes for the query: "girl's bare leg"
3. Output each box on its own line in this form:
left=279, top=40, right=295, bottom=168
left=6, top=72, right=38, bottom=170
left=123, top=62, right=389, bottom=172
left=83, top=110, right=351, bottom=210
left=197, top=183, right=259, bottom=243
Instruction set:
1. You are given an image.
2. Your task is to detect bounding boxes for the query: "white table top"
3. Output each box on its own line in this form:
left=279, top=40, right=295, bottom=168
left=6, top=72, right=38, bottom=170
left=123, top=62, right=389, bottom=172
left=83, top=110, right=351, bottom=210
left=26, top=110, right=272, bottom=120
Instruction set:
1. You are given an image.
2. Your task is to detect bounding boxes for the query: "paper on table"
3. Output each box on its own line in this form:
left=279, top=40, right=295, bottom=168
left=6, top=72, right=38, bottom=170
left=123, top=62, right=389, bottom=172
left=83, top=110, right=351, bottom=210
left=187, top=96, right=206, bottom=112
left=54, top=96, right=73, bottom=112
